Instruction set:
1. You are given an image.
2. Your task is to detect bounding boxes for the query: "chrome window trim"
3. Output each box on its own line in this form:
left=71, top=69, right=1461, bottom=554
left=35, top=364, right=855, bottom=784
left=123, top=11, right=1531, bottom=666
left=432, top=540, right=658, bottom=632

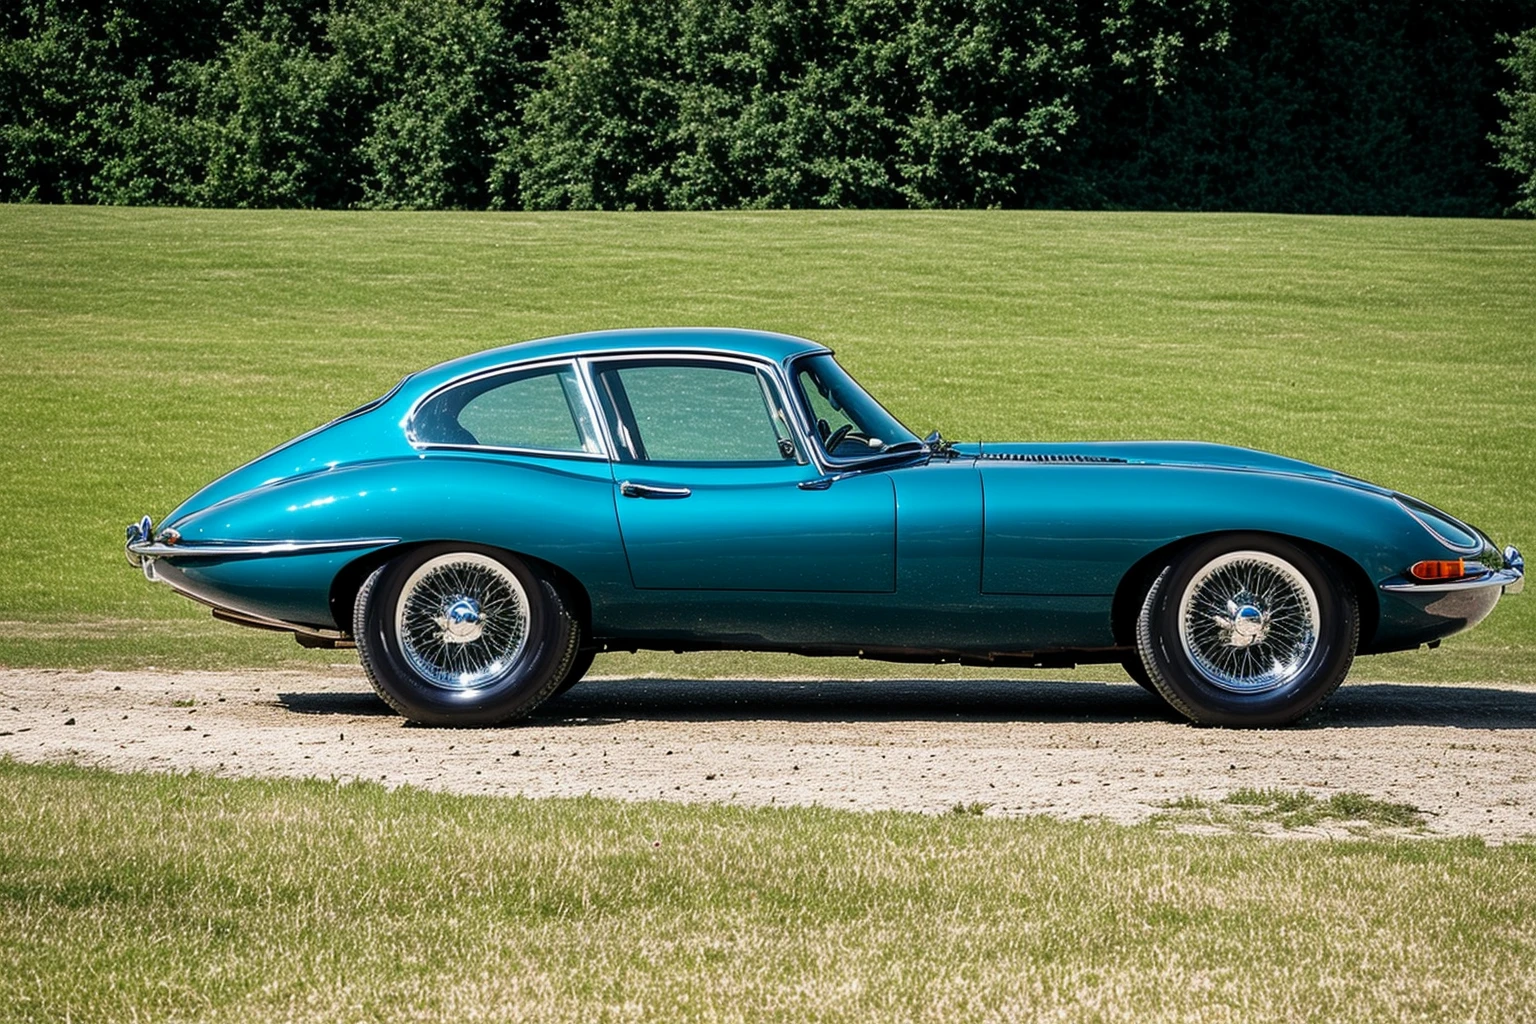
left=783, top=351, right=921, bottom=469
left=404, top=357, right=610, bottom=460
left=411, top=443, right=610, bottom=463
left=579, top=350, right=821, bottom=470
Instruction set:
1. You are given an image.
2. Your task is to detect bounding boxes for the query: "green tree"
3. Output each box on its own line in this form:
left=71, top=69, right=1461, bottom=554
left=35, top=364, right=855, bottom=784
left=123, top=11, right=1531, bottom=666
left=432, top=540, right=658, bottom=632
left=517, top=0, right=1100, bottom=210
left=327, top=0, right=548, bottom=210
left=1493, top=26, right=1536, bottom=214
left=0, top=3, right=110, bottom=203
left=1056, top=0, right=1527, bottom=216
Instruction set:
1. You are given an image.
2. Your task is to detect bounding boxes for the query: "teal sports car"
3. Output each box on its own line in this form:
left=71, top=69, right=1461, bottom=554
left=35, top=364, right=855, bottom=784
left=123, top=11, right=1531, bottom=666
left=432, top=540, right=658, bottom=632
left=125, top=328, right=1523, bottom=727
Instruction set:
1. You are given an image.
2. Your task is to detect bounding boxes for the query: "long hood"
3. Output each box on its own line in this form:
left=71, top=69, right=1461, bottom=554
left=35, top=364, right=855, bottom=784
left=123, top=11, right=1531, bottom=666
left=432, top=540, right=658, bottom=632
left=968, top=440, right=1390, bottom=494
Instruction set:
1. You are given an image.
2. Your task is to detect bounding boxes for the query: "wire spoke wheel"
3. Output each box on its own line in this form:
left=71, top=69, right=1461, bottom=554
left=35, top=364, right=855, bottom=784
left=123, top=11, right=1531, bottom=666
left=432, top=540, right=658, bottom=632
left=1136, top=535, right=1357, bottom=727
left=355, top=544, right=579, bottom=726
left=1176, top=550, right=1320, bottom=695
left=394, top=553, right=530, bottom=691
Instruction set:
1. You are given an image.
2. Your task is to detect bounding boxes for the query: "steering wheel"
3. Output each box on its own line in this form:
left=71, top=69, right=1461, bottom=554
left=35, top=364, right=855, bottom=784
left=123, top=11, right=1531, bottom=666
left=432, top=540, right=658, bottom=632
left=823, top=424, right=854, bottom=453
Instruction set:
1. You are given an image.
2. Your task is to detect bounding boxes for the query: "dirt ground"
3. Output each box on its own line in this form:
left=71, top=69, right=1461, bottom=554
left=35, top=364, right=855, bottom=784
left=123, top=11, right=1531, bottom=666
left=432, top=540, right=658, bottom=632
left=3, top=667, right=1534, bottom=842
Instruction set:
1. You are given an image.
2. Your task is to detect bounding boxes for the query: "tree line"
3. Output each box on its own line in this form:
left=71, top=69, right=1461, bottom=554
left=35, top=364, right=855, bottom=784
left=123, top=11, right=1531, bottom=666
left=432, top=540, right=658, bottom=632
left=3, top=0, right=1535, bottom=214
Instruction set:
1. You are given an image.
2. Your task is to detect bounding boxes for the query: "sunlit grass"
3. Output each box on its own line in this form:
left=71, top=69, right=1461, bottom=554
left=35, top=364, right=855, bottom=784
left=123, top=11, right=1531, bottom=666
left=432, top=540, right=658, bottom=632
left=0, top=206, right=1531, bottom=681
left=2, top=760, right=1534, bottom=1023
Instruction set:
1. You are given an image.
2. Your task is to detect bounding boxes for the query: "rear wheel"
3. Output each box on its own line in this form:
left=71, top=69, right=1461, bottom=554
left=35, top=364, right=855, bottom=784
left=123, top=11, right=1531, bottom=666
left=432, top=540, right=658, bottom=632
left=1136, top=535, right=1357, bottom=727
left=354, top=544, right=579, bottom=726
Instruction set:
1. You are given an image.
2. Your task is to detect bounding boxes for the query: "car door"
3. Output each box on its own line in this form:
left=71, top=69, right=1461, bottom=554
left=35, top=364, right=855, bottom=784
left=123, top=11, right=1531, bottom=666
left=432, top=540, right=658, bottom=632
left=588, top=355, right=896, bottom=592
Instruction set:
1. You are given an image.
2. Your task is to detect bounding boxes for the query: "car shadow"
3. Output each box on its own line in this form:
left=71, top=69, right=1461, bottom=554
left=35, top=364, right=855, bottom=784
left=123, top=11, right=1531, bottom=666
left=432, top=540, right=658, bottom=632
left=275, top=678, right=1536, bottom=730
left=536, top=678, right=1180, bottom=725
left=276, top=690, right=398, bottom=717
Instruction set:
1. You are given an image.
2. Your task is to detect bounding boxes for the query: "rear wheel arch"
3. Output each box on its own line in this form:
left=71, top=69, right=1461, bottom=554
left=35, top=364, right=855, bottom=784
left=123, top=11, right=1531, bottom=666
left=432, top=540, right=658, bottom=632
left=330, top=542, right=594, bottom=642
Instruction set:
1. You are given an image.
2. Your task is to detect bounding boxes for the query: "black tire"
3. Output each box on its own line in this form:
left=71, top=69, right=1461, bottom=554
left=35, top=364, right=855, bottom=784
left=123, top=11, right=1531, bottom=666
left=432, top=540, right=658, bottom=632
left=1136, top=535, right=1358, bottom=727
left=550, top=647, right=598, bottom=699
left=353, top=544, right=580, bottom=726
left=1120, top=655, right=1160, bottom=695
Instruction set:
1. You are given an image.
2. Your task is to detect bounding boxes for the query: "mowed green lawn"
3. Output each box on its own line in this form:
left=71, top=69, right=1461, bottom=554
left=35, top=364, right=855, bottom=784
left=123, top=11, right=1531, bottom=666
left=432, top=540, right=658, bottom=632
left=2, top=209, right=1535, bottom=1023
left=2, top=761, right=1534, bottom=1024
left=0, top=205, right=1531, bottom=681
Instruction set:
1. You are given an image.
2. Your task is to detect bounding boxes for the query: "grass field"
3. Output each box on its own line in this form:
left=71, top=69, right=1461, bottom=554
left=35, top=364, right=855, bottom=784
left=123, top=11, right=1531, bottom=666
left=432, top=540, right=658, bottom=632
left=2, top=208, right=1534, bottom=1022
left=1, top=205, right=1531, bottom=680
left=1, top=760, right=1533, bottom=1023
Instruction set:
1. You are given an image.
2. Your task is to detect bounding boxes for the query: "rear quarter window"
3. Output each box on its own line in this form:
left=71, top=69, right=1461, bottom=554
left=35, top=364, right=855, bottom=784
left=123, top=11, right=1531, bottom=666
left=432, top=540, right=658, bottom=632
left=412, top=364, right=601, bottom=454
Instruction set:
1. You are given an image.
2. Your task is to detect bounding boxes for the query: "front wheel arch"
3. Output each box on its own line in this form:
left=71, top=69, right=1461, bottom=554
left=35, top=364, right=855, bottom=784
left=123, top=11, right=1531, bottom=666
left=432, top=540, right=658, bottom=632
left=1134, top=533, right=1359, bottom=726
left=1110, top=531, right=1378, bottom=652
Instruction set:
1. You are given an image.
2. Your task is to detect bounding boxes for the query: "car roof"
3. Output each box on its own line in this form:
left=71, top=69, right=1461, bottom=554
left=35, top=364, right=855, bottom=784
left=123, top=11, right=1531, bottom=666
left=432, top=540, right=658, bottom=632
left=411, top=327, right=831, bottom=392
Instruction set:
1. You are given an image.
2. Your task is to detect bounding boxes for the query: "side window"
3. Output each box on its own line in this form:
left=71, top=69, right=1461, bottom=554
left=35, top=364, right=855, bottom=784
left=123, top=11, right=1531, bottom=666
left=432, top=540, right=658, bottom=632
left=412, top=364, right=600, bottom=454
left=594, top=361, right=800, bottom=464
left=797, top=365, right=856, bottom=441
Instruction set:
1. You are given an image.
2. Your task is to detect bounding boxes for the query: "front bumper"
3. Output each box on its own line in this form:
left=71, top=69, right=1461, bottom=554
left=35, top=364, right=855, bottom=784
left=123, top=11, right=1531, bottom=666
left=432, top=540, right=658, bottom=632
left=1379, top=545, right=1524, bottom=596
left=1371, top=545, right=1523, bottom=650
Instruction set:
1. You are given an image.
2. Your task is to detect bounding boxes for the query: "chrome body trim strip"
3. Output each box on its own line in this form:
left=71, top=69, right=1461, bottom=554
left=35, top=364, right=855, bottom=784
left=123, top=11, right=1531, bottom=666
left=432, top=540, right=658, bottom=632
left=409, top=442, right=609, bottom=462
left=126, top=518, right=351, bottom=639
left=128, top=534, right=398, bottom=560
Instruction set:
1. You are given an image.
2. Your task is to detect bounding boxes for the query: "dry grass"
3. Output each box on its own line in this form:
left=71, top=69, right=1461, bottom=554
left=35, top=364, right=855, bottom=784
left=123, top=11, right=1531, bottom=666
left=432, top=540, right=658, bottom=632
left=2, top=760, right=1534, bottom=1023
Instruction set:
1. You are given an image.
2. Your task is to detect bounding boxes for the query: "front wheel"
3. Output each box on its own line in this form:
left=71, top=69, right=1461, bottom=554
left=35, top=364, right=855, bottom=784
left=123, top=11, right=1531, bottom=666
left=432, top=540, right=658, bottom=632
left=1134, top=535, right=1358, bottom=727
left=353, top=544, right=580, bottom=726
left=550, top=647, right=597, bottom=698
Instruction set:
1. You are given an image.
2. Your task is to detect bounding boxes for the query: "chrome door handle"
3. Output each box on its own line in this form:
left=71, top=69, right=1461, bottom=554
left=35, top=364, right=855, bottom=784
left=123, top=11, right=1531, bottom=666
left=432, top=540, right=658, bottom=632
left=620, top=481, right=692, bottom=499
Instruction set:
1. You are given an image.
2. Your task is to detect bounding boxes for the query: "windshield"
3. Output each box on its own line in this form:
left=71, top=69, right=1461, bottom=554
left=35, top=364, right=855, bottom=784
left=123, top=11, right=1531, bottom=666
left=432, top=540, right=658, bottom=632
left=791, top=354, right=919, bottom=460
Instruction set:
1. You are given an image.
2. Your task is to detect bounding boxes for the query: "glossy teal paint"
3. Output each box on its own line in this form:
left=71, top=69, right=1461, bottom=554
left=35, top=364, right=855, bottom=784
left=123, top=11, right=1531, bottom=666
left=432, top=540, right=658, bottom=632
left=612, top=463, right=896, bottom=592
left=140, top=328, right=1520, bottom=662
left=156, top=550, right=385, bottom=628
left=979, top=461, right=1420, bottom=596
left=591, top=588, right=1111, bottom=651
left=169, top=453, right=630, bottom=628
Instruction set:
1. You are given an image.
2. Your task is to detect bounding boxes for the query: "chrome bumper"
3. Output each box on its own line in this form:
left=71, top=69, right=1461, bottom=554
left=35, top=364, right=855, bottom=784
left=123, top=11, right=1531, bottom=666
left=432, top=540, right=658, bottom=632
left=1380, top=545, right=1524, bottom=596
left=126, top=515, right=396, bottom=580
left=125, top=514, right=381, bottom=646
left=124, top=515, right=159, bottom=580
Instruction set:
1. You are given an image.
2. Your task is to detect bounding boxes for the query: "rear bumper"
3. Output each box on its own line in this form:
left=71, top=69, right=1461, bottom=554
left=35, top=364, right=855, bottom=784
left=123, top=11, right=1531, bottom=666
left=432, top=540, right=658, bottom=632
left=126, top=515, right=394, bottom=570
left=125, top=514, right=393, bottom=643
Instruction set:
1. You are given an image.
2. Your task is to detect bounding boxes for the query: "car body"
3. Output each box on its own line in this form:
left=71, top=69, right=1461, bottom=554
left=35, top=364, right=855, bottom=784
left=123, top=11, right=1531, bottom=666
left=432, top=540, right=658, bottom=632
left=125, top=328, right=1523, bottom=726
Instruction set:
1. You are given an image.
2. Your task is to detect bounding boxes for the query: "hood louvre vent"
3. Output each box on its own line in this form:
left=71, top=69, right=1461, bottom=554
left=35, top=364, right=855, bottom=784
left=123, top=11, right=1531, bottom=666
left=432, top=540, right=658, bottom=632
left=980, top=452, right=1127, bottom=464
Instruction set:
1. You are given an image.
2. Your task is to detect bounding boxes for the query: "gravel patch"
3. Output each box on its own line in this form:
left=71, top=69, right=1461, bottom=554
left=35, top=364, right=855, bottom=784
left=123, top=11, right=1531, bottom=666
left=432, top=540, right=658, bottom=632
left=3, top=668, right=1534, bottom=842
